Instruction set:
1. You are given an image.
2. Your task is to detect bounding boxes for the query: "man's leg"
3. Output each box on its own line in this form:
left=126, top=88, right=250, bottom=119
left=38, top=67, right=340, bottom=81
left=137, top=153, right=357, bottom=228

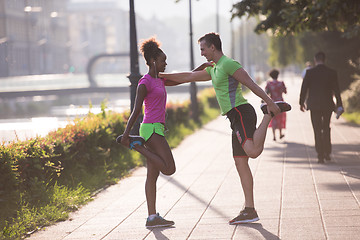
left=234, top=156, right=254, bottom=207
left=243, top=114, right=272, bottom=158
left=229, top=156, right=259, bottom=224
left=322, top=111, right=332, bottom=159
left=310, top=110, right=324, bottom=162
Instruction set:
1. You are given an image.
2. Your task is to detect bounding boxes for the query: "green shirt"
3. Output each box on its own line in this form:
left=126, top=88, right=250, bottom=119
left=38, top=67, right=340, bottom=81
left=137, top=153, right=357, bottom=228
left=205, top=55, right=248, bottom=115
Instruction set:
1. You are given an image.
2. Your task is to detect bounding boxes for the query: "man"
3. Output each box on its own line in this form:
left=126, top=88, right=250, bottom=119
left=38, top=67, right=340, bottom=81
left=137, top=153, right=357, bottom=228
left=299, top=51, right=343, bottom=163
left=159, top=32, right=291, bottom=224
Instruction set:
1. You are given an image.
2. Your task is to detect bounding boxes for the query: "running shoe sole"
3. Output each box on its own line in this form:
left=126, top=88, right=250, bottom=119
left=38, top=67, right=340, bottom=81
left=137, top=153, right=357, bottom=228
left=229, top=216, right=260, bottom=225
left=146, top=223, right=174, bottom=228
left=261, top=101, right=291, bottom=116
left=116, top=134, right=145, bottom=149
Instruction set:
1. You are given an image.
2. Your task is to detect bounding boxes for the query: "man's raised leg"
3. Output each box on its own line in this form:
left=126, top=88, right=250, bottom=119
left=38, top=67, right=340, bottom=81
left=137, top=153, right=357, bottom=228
left=243, top=114, right=272, bottom=158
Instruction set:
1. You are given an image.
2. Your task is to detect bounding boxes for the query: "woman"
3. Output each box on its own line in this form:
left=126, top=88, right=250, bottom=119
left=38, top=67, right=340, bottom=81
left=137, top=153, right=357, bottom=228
left=118, top=37, right=180, bottom=228
left=265, top=69, right=288, bottom=141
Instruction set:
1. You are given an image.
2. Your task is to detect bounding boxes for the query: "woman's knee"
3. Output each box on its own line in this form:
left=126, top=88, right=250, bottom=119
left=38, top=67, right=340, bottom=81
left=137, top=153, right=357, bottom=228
left=161, top=165, right=176, bottom=176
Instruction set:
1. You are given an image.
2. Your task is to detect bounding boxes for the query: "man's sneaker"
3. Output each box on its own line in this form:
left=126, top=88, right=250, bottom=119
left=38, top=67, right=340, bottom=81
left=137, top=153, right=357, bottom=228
left=116, top=134, right=145, bottom=149
left=229, top=208, right=259, bottom=225
left=145, top=213, right=175, bottom=228
left=261, top=101, right=291, bottom=117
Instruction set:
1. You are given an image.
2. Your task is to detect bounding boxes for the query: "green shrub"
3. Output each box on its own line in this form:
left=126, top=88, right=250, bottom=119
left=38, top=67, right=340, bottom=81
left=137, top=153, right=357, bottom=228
left=0, top=87, right=220, bottom=239
left=341, top=76, right=360, bottom=113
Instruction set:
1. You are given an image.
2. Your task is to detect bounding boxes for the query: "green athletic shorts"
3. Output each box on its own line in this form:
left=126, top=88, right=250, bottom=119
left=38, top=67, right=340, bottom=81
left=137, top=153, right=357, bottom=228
left=139, top=122, right=165, bottom=141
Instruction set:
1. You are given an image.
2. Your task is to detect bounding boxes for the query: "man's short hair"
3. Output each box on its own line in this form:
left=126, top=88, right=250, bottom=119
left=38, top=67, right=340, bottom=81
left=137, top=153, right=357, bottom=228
left=315, top=51, right=326, bottom=62
left=198, top=32, right=222, bottom=51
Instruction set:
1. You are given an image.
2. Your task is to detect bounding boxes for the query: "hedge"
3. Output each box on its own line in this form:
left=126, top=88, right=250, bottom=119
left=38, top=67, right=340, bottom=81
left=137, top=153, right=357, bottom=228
left=0, top=87, right=220, bottom=239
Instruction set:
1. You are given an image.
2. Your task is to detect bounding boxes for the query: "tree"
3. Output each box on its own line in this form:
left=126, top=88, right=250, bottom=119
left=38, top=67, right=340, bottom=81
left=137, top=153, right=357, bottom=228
left=231, top=0, right=360, bottom=38
left=268, top=35, right=303, bottom=67
left=231, top=0, right=360, bottom=90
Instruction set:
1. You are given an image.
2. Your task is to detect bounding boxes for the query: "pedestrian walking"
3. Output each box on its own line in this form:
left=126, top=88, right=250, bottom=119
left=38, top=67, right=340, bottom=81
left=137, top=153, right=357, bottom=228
left=265, top=69, right=288, bottom=141
left=159, top=32, right=291, bottom=224
left=301, top=61, right=313, bottom=78
left=299, top=51, right=343, bottom=163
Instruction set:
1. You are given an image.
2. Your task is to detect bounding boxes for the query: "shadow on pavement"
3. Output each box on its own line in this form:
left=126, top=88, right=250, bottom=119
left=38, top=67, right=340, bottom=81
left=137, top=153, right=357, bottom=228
left=161, top=174, right=230, bottom=220
left=341, top=167, right=360, bottom=180
left=323, top=181, right=360, bottom=192
left=150, top=226, right=174, bottom=240
left=237, top=223, right=280, bottom=240
left=265, top=141, right=359, bottom=166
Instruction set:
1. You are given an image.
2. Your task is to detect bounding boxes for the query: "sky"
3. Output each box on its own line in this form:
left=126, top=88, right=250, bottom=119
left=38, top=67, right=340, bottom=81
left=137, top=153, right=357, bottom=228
left=73, top=0, right=238, bottom=25
left=70, top=0, right=243, bottom=72
left=129, top=0, right=235, bottom=23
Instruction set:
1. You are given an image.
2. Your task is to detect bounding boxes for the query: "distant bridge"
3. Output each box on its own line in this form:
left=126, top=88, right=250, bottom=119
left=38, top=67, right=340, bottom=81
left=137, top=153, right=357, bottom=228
left=0, top=52, right=136, bottom=99
left=0, top=52, right=211, bottom=99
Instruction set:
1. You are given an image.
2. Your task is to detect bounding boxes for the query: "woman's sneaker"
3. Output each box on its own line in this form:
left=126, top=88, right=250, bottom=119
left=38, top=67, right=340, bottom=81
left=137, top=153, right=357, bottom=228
left=229, top=208, right=259, bottom=225
left=261, top=101, right=291, bottom=116
left=116, top=135, right=145, bottom=149
left=145, top=213, right=174, bottom=228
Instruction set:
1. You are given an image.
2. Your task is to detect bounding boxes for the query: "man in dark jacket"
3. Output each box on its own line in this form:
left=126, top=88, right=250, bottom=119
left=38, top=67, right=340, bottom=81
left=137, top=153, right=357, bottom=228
left=299, top=51, right=343, bottom=163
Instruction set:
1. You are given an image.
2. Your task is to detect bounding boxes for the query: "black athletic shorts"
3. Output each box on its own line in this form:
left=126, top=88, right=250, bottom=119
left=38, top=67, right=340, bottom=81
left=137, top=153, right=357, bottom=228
left=226, top=104, right=257, bottom=157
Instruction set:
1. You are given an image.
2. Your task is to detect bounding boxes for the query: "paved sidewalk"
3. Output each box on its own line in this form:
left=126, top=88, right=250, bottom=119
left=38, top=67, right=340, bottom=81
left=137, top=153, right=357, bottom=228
left=28, top=75, right=360, bottom=240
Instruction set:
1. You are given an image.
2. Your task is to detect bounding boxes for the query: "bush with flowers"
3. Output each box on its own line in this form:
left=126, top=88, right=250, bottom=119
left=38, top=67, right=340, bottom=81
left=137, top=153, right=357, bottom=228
left=341, top=76, right=360, bottom=125
left=0, top=87, right=220, bottom=239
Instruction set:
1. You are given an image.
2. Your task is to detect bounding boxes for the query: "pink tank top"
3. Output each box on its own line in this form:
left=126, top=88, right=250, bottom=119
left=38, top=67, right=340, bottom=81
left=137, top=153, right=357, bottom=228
left=138, top=74, right=167, bottom=123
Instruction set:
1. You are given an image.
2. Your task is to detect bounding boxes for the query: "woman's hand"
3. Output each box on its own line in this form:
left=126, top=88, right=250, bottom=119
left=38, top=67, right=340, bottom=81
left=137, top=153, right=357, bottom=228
left=120, top=134, right=130, bottom=148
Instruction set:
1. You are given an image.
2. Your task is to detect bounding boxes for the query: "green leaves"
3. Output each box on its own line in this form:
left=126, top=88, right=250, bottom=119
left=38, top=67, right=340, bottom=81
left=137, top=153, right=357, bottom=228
left=0, top=88, right=220, bottom=239
left=231, top=0, right=360, bottom=37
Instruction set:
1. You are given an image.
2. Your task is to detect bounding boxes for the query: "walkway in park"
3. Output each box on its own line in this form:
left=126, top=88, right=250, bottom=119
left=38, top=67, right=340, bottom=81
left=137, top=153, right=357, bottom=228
left=28, top=74, right=360, bottom=239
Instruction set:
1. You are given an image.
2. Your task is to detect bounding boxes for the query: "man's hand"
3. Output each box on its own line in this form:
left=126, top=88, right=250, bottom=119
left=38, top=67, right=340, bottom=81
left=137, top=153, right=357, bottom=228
left=267, top=101, right=281, bottom=116
left=193, top=62, right=214, bottom=71
left=158, top=72, right=165, bottom=78
left=300, top=104, right=306, bottom=112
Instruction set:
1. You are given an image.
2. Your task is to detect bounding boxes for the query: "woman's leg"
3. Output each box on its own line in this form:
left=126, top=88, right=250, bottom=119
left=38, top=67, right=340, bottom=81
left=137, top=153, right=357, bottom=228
left=272, top=127, right=276, bottom=141
left=133, top=134, right=176, bottom=176
left=280, top=128, right=284, bottom=139
left=145, top=159, right=159, bottom=216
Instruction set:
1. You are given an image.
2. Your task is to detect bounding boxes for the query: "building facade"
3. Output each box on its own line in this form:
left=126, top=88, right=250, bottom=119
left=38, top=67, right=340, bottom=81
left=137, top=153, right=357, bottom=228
left=0, top=0, right=69, bottom=77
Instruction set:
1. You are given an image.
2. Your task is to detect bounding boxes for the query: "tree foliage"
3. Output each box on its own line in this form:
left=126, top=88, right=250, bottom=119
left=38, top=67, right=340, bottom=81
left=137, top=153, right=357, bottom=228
left=268, top=35, right=303, bottom=67
left=231, top=0, right=360, bottom=90
left=231, top=0, right=360, bottom=38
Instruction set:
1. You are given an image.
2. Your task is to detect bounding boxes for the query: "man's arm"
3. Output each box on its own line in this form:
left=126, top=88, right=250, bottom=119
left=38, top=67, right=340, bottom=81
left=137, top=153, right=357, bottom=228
left=299, top=73, right=309, bottom=112
left=332, top=71, right=343, bottom=108
left=159, top=70, right=211, bottom=83
left=163, top=62, right=213, bottom=86
left=232, top=68, right=281, bottom=115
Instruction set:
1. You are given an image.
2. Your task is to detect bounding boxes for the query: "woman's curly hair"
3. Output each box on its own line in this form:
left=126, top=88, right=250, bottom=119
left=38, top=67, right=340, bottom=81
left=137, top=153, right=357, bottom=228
left=139, top=37, right=163, bottom=66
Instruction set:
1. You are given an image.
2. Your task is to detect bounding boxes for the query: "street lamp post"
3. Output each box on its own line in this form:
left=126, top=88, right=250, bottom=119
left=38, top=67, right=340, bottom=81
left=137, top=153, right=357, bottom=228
left=216, top=0, right=219, bottom=33
left=128, top=0, right=142, bottom=134
left=189, top=0, right=199, bottom=122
